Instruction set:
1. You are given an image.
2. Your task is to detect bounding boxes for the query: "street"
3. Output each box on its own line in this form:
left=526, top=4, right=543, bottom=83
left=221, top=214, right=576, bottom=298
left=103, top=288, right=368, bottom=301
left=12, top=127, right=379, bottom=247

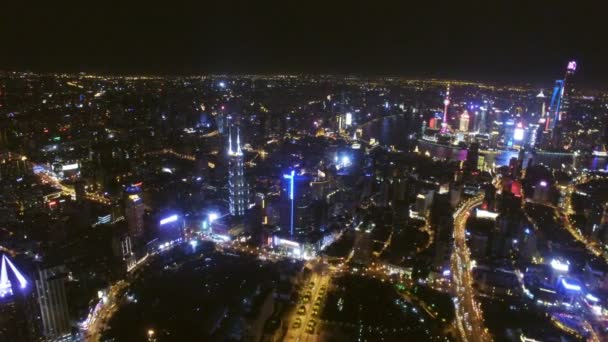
left=450, top=194, right=491, bottom=342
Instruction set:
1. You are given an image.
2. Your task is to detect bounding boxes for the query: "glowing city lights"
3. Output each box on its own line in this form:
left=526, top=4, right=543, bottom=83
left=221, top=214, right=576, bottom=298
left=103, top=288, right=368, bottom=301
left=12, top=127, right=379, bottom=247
left=159, top=214, right=179, bottom=225
left=550, top=259, right=569, bottom=272
left=560, top=278, right=581, bottom=291
left=208, top=212, right=219, bottom=223
left=0, top=255, right=28, bottom=298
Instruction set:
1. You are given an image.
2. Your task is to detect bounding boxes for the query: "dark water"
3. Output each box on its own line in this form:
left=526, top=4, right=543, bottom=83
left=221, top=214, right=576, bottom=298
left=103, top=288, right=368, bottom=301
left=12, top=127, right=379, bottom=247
left=360, top=115, right=608, bottom=170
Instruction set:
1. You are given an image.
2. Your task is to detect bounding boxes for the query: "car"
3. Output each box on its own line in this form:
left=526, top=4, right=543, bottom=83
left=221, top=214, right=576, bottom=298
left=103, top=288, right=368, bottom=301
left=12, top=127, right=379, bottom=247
left=312, top=309, right=319, bottom=316
left=306, top=325, right=315, bottom=334
left=297, top=306, right=306, bottom=315
left=292, top=318, right=302, bottom=329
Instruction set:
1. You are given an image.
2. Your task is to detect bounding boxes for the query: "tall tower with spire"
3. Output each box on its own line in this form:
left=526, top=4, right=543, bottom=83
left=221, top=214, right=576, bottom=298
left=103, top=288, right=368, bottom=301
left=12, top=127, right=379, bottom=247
left=441, top=84, right=450, bottom=133
left=228, top=126, right=247, bottom=217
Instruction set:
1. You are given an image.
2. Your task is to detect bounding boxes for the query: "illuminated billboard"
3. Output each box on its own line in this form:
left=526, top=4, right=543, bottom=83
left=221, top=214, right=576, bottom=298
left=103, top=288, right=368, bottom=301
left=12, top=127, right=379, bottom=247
left=476, top=209, right=499, bottom=220
left=62, top=163, right=79, bottom=171
left=160, top=214, right=178, bottom=225
left=345, top=112, right=352, bottom=126
left=273, top=236, right=300, bottom=249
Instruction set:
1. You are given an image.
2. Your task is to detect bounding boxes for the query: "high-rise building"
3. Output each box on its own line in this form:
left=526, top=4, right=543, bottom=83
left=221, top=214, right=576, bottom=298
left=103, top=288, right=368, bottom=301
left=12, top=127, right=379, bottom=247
left=536, top=89, right=546, bottom=121
left=466, top=142, right=480, bottom=171
left=0, top=255, right=38, bottom=342
left=533, top=180, right=552, bottom=204
left=560, top=61, right=576, bottom=122
left=459, top=110, right=470, bottom=132
left=228, top=127, right=247, bottom=217
left=112, top=230, right=135, bottom=273
left=35, top=265, right=71, bottom=342
left=477, top=103, right=488, bottom=133
left=125, top=192, right=145, bottom=238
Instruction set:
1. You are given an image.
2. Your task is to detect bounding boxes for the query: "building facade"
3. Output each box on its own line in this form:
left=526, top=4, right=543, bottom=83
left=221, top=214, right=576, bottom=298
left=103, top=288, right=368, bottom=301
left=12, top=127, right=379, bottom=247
left=228, top=128, right=247, bottom=217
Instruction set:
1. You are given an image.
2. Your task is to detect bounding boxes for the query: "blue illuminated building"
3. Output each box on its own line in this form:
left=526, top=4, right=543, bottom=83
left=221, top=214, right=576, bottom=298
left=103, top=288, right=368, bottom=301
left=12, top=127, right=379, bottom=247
left=283, top=170, right=296, bottom=237
left=0, top=255, right=28, bottom=299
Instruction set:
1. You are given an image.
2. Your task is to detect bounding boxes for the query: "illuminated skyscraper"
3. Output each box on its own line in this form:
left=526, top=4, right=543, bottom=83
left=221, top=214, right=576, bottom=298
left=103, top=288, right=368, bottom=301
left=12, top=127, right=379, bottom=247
left=440, top=84, right=450, bottom=133
left=35, top=264, right=71, bottom=341
left=547, top=61, right=576, bottom=133
left=0, top=255, right=37, bottom=342
left=560, top=61, right=576, bottom=122
left=125, top=191, right=145, bottom=238
left=228, top=127, right=247, bottom=217
left=283, top=170, right=296, bottom=236
left=459, top=110, right=470, bottom=132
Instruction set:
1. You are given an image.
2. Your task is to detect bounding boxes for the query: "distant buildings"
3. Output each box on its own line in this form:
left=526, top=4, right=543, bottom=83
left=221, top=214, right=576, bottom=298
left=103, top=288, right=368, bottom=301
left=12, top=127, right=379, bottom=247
left=459, top=110, right=470, bottom=132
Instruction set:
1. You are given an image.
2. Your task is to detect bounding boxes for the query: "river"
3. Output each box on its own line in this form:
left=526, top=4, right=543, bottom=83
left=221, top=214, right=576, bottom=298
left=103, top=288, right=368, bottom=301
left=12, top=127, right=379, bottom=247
left=359, top=115, right=608, bottom=170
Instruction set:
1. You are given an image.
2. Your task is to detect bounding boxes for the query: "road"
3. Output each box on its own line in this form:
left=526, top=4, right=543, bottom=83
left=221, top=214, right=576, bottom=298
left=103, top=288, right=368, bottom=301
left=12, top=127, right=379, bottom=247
left=450, top=194, right=491, bottom=342
left=85, top=280, right=129, bottom=342
left=38, top=170, right=112, bottom=206
left=417, top=212, right=434, bottom=253
left=556, top=176, right=606, bottom=260
left=284, top=262, right=332, bottom=342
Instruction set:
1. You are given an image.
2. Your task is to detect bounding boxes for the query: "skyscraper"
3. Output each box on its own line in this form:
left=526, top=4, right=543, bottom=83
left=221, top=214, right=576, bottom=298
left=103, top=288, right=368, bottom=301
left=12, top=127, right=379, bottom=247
left=560, top=61, right=576, bottom=122
left=466, top=142, right=480, bottom=172
left=228, top=127, right=247, bottom=217
left=35, top=265, right=71, bottom=341
left=125, top=191, right=145, bottom=239
left=0, top=255, right=37, bottom=342
left=459, top=110, right=470, bottom=132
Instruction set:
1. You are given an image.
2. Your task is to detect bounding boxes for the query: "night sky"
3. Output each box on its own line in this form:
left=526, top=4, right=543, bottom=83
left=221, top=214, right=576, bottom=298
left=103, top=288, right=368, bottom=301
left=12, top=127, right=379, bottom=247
left=1, top=2, right=605, bottom=86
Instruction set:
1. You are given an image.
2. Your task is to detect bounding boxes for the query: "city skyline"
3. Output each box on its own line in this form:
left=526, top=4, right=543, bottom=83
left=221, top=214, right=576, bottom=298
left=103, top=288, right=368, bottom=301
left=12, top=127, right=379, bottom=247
left=2, top=3, right=608, bottom=341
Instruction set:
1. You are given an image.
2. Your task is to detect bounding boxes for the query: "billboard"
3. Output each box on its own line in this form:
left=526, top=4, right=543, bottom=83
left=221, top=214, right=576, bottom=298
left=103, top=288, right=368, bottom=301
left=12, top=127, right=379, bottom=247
left=62, top=163, right=79, bottom=171
left=160, top=214, right=178, bottom=225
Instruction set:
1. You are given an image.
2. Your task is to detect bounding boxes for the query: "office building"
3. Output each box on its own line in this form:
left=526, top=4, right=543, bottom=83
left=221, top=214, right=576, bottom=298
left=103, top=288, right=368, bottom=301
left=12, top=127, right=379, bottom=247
left=125, top=192, right=145, bottom=238
left=35, top=265, right=71, bottom=342
left=466, top=142, right=480, bottom=171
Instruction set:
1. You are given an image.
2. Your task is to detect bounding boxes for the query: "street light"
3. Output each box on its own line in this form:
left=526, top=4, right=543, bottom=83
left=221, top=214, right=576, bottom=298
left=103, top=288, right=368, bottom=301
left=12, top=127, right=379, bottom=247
left=147, top=329, right=155, bottom=342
